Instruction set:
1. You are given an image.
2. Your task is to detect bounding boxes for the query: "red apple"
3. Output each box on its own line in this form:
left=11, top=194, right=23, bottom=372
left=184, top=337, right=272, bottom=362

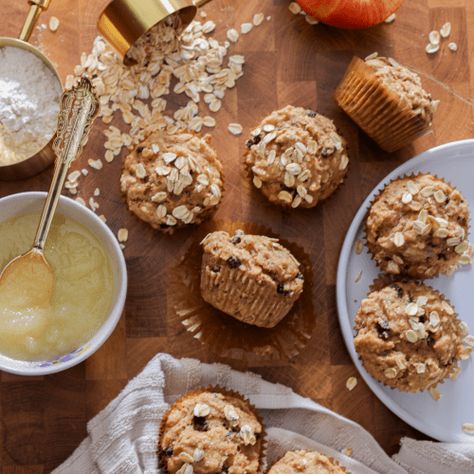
left=297, top=0, right=404, bottom=29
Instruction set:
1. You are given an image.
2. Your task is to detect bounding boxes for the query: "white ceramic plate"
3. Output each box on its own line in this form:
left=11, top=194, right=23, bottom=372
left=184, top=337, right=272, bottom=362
left=336, top=139, right=474, bottom=443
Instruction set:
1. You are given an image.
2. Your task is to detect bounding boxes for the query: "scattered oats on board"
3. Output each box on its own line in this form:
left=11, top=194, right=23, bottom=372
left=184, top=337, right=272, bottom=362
left=440, top=22, right=452, bottom=38
left=240, top=23, right=253, bottom=34
left=448, top=42, right=458, bottom=52
left=346, top=376, right=358, bottom=391
left=117, top=228, right=129, bottom=243
left=227, top=28, right=239, bottom=43
left=228, top=123, right=243, bottom=136
left=462, top=423, right=474, bottom=435
left=355, top=239, right=363, bottom=255
left=49, top=16, right=60, bottom=32
left=428, top=30, right=441, bottom=46
left=289, top=2, right=302, bottom=15
left=425, top=43, right=440, bottom=54
left=342, top=447, right=353, bottom=457
left=384, top=13, right=396, bottom=24
left=253, top=13, right=265, bottom=26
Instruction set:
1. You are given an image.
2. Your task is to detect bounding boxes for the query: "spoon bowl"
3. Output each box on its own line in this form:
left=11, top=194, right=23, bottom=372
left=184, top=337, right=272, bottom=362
left=0, top=249, right=54, bottom=309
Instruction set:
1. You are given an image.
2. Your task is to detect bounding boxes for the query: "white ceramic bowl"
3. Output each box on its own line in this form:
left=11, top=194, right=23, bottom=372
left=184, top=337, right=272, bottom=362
left=0, top=192, right=127, bottom=375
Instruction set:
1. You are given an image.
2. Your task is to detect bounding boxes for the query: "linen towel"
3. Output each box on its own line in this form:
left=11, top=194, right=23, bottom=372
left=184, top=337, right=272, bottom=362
left=53, top=353, right=474, bottom=474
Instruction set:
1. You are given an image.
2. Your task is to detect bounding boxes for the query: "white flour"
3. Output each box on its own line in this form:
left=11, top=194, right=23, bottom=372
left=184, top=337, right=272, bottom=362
left=0, top=46, right=61, bottom=165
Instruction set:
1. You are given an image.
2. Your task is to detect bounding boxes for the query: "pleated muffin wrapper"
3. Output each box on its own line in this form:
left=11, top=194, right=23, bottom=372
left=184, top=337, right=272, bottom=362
left=267, top=451, right=351, bottom=474
left=335, top=57, right=433, bottom=153
left=354, top=275, right=472, bottom=394
left=158, top=386, right=268, bottom=474
left=167, top=220, right=316, bottom=363
left=363, top=171, right=472, bottom=280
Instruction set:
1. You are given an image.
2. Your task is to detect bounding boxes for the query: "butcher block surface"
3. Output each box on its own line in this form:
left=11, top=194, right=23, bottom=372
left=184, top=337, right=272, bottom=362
left=1, top=0, right=474, bottom=471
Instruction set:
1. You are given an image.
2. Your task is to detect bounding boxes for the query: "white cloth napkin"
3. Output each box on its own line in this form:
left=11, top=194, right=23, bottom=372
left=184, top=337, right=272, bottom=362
left=53, top=353, right=474, bottom=474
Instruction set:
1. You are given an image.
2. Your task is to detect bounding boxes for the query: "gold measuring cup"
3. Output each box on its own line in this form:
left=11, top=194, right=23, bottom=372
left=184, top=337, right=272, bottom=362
left=0, top=0, right=63, bottom=181
left=98, top=0, right=212, bottom=64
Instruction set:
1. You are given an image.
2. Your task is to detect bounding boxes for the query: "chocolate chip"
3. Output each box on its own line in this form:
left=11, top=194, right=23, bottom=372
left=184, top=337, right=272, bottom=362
left=307, top=110, right=317, bottom=117
left=231, top=235, right=241, bottom=245
left=193, top=416, right=208, bottom=432
left=163, top=447, right=173, bottom=457
left=227, top=256, right=241, bottom=269
left=427, top=335, right=435, bottom=347
left=296, top=272, right=304, bottom=280
left=376, top=320, right=391, bottom=340
left=136, top=146, right=144, bottom=154
left=246, top=135, right=261, bottom=148
left=277, top=283, right=290, bottom=295
left=159, top=223, right=170, bottom=229
left=211, top=265, right=221, bottom=273
left=390, top=284, right=404, bottom=298
left=321, top=147, right=335, bottom=157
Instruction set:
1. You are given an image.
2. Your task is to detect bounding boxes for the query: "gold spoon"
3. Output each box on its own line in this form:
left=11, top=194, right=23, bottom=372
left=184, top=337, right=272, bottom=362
left=0, top=78, right=98, bottom=308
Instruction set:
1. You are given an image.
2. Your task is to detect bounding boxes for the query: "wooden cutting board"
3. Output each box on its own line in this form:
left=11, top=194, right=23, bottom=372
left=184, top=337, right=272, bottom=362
left=1, top=0, right=473, bottom=471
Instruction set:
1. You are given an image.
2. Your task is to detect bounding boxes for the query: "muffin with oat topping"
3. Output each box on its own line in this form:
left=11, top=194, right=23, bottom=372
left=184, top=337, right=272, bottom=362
left=366, top=174, right=472, bottom=279
left=120, top=131, right=223, bottom=233
left=200, top=230, right=304, bottom=328
left=244, top=105, right=349, bottom=209
left=268, top=450, right=349, bottom=474
left=335, top=53, right=439, bottom=152
left=159, top=388, right=264, bottom=474
left=354, top=281, right=472, bottom=393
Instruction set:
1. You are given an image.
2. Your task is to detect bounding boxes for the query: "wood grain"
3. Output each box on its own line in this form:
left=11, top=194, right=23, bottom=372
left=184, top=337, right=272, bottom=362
left=1, top=0, right=473, bottom=471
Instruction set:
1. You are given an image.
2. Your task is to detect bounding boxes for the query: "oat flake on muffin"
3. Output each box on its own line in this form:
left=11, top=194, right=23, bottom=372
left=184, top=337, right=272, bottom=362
left=244, top=105, right=349, bottom=209
left=354, top=281, right=472, bottom=393
left=121, top=130, right=223, bottom=233
left=159, top=389, right=263, bottom=474
left=366, top=174, right=472, bottom=279
left=268, top=450, right=349, bottom=474
left=200, top=230, right=304, bottom=328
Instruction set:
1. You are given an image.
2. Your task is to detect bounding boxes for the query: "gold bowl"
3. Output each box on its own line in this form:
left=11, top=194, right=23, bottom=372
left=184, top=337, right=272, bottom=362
left=0, top=0, right=63, bottom=181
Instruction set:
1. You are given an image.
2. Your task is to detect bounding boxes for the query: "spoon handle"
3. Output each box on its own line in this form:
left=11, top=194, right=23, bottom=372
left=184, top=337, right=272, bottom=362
left=33, top=78, right=98, bottom=251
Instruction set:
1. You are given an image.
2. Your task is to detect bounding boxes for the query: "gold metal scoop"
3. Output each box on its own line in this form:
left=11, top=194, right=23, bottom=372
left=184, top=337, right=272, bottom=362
left=0, top=0, right=64, bottom=181
left=98, top=0, right=212, bottom=63
left=0, top=79, right=98, bottom=307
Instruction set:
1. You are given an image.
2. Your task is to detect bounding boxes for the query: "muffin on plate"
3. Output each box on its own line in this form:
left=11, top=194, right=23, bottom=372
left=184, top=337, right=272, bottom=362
left=268, top=450, right=348, bottom=474
left=335, top=53, right=439, bottom=152
left=200, top=230, right=304, bottom=328
left=159, top=388, right=264, bottom=474
left=366, top=173, right=472, bottom=279
left=244, top=105, right=349, bottom=209
left=120, top=131, right=223, bottom=233
left=354, top=281, right=472, bottom=393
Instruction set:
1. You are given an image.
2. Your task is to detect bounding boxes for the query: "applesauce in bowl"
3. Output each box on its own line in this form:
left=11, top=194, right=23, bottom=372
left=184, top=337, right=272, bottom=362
left=0, top=192, right=127, bottom=375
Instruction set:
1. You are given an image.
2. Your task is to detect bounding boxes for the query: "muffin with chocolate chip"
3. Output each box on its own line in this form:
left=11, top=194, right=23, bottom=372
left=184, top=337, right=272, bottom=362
left=335, top=53, right=439, bottom=152
left=159, top=388, right=264, bottom=474
left=200, top=230, right=304, bottom=328
left=120, top=130, right=223, bottom=233
left=268, top=450, right=349, bottom=474
left=366, top=174, right=472, bottom=279
left=244, top=105, right=349, bottom=209
left=354, top=281, right=472, bottom=392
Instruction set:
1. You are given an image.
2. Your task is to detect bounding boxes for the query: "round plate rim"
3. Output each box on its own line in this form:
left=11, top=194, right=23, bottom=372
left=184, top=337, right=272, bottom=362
left=336, top=138, right=474, bottom=442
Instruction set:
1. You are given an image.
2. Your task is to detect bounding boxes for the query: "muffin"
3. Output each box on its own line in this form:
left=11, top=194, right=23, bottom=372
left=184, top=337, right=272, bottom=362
left=268, top=450, right=348, bottom=474
left=120, top=130, right=223, bottom=233
left=159, top=388, right=264, bottom=474
left=200, top=230, right=304, bottom=328
left=335, top=53, right=439, bottom=152
left=354, top=281, right=472, bottom=392
left=244, top=105, right=349, bottom=209
left=366, top=174, right=472, bottom=279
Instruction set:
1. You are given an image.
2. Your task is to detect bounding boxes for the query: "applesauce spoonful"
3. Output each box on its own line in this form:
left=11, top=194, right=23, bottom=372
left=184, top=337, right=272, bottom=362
left=0, top=79, right=98, bottom=308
